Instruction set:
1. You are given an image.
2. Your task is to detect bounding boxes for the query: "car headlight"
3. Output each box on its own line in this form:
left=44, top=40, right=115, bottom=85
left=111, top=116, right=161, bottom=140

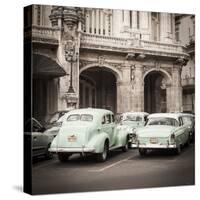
left=129, top=128, right=136, bottom=134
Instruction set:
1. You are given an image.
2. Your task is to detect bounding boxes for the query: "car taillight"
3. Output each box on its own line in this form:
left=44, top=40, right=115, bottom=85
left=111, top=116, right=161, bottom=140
left=170, top=133, right=176, bottom=143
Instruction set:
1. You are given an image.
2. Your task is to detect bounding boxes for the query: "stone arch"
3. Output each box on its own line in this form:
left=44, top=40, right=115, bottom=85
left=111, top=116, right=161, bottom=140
left=143, top=68, right=172, bottom=113
left=143, top=68, right=172, bottom=85
left=80, top=63, right=123, bottom=82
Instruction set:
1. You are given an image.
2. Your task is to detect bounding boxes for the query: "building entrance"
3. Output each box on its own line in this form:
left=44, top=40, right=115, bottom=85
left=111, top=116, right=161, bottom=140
left=79, top=67, right=117, bottom=113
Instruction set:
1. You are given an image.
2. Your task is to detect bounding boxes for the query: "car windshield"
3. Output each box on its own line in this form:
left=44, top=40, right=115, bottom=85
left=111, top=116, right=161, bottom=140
left=146, top=117, right=179, bottom=126
left=122, top=115, right=142, bottom=122
left=67, top=114, right=93, bottom=122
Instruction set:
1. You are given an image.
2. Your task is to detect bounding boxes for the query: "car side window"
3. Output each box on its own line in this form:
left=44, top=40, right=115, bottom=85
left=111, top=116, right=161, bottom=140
left=102, top=116, right=106, bottom=124
left=111, top=114, right=115, bottom=123
left=105, top=114, right=111, bottom=124
left=178, top=117, right=183, bottom=126
left=182, top=116, right=192, bottom=125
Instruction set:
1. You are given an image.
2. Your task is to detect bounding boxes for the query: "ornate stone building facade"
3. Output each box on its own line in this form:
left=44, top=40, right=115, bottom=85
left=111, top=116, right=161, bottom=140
left=24, top=5, right=195, bottom=123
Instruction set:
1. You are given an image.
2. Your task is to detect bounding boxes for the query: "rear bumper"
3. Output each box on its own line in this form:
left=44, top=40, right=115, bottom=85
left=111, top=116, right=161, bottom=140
left=138, top=143, right=176, bottom=149
left=49, top=147, right=95, bottom=153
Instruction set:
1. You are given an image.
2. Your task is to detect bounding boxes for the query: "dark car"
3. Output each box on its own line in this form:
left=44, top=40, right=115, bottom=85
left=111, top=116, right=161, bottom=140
left=25, top=118, right=54, bottom=159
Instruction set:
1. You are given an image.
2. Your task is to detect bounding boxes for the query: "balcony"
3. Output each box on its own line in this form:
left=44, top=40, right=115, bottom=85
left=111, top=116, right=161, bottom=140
left=24, top=25, right=60, bottom=46
left=182, top=77, right=195, bottom=88
left=80, top=33, right=188, bottom=58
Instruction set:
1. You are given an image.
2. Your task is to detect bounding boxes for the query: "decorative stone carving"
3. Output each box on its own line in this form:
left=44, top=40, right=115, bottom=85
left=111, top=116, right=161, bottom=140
left=126, top=53, right=135, bottom=60
left=130, top=65, right=135, bottom=89
left=155, top=60, right=161, bottom=71
left=49, top=6, right=85, bottom=30
left=136, top=53, right=146, bottom=60
left=98, top=56, right=105, bottom=66
left=175, top=56, right=188, bottom=66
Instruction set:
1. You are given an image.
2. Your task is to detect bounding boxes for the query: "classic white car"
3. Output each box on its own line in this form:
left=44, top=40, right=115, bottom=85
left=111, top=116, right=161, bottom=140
left=49, top=108, right=130, bottom=162
left=117, top=112, right=149, bottom=147
left=131, top=113, right=191, bottom=156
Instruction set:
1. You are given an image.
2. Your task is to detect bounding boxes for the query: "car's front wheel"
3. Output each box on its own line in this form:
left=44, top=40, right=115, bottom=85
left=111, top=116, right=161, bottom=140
left=122, top=137, right=129, bottom=152
left=97, top=141, right=109, bottom=162
left=58, top=153, right=71, bottom=162
left=139, top=148, right=147, bottom=156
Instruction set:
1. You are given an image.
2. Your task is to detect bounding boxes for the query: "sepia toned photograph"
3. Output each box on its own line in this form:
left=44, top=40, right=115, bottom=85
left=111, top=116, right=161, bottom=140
left=24, top=4, right=195, bottom=195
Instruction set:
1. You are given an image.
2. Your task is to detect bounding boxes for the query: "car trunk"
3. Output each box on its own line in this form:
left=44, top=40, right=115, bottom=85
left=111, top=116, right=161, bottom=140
left=57, top=123, right=91, bottom=148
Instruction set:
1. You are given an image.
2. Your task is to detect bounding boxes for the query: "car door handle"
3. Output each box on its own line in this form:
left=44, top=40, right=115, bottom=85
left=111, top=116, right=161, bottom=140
left=33, top=136, right=37, bottom=140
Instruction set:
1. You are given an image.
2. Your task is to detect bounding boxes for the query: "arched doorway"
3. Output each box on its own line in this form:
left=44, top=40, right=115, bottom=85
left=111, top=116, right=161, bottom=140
left=144, top=71, right=168, bottom=113
left=79, top=66, right=117, bottom=113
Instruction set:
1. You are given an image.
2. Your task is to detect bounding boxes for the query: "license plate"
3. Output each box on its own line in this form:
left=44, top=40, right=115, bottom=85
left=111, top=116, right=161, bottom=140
left=68, top=135, right=77, bottom=142
left=150, top=137, right=158, bottom=144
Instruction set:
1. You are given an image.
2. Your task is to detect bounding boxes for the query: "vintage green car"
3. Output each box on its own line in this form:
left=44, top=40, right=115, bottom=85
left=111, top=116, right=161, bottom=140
left=132, top=113, right=191, bottom=156
left=49, top=108, right=130, bottom=162
left=117, top=112, right=149, bottom=147
left=181, top=113, right=195, bottom=142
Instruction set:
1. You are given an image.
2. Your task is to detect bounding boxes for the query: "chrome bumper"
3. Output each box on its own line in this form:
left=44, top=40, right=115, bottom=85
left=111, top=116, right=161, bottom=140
left=138, top=144, right=176, bottom=149
left=131, top=143, right=138, bottom=148
left=49, top=147, right=95, bottom=153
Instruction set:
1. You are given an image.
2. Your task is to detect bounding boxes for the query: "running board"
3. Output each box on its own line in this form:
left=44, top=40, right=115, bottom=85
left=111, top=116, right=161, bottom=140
left=109, top=145, right=122, bottom=151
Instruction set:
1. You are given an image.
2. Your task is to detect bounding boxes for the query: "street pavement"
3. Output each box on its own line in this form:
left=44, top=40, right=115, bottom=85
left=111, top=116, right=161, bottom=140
left=32, top=144, right=195, bottom=195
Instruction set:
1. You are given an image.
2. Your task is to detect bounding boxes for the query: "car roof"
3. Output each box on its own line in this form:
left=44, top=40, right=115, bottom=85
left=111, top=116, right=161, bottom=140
left=66, top=108, right=113, bottom=118
left=148, top=113, right=184, bottom=121
left=121, top=112, right=149, bottom=116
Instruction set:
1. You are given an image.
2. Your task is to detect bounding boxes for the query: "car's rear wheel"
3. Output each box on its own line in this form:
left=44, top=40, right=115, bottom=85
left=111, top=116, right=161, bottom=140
left=45, top=143, right=53, bottom=159
left=185, top=135, right=191, bottom=147
left=58, top=153, right=70, bottom=162
left=97, top=141, right=109, bottom=162
left=122, top=137, right=129, bottom=152
left=174, top=144, right=181, bottom=155
left=139, top=148, right=147, bottom=156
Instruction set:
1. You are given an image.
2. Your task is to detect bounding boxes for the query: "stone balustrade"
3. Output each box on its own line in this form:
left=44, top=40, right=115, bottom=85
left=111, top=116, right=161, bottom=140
left=81, top=33, right=128, bottom=48
left=31, top=25, right=60, bottom=45
left=80, top=33, right=187, bottom=56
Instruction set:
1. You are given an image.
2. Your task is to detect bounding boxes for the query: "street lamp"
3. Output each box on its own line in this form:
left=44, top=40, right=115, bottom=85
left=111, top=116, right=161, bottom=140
left=65, top=39, right=78, bottom=94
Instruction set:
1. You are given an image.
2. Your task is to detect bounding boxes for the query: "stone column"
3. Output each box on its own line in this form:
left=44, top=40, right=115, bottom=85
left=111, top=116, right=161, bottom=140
left=133, top=64, right=144, bottom=112
left=85, top=10, right=90, bottom=33
left=91, top=10, right=95, bottom=34
left=100, top=10, right=104, bottom=35
left=112, top=10, right=122, bottom=37
left=123, top=10, right=130, bottom=27
left=96, top=9, right=99, bottom=34
left=117, top=81, right=132, bottom=113
left=160, top=13, right=172, bottom=43
left=140, top=11, right=149, bottom=29
left=32, top=5, right=39, bottom=25
left=171, top=65, right=183, bottom=112
left=166, top=84, right=172, bottom=112
left=116, top=66, right=132, bottom=113
left=131, top=11, right=137, bottom=29
left=105, top=13, right=109, bottom=35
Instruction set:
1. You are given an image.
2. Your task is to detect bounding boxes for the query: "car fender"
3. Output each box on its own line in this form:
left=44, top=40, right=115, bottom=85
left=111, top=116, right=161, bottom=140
left=87, top=132, right=109, bottom=153
left=173, top=127, right=187, bottom=146
left=49, top=134, right=59, bottom=149
left=115, top=129, right=129, bottom=147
